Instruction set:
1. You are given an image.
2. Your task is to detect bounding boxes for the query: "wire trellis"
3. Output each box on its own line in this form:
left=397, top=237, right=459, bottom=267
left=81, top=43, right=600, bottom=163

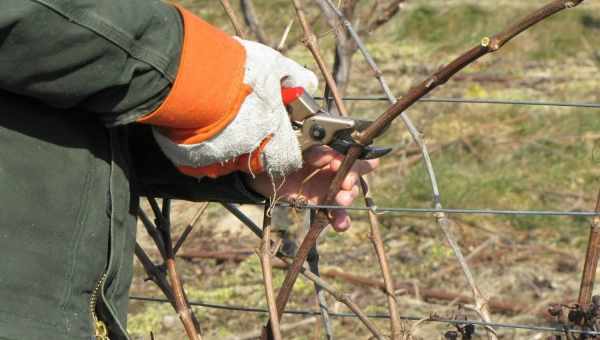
left=316, top=96, right=600, bottom=109
left=132, top=196, right=600, bottom=338
left=269, top=203, right=600, bottom=218
left=131, top=82, right=600, bottom=339
left=130, top=1, right=600, bottom=339
left=130, top=296, right=600, bottom=336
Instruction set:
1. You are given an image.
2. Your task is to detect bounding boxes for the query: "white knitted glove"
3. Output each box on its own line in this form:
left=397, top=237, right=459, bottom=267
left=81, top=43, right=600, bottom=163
left=153, top=39, right=318, bottom=177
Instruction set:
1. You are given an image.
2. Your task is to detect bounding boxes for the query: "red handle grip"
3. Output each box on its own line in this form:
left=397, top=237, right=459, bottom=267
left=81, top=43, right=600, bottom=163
left=281, top=87, right=305, bottom=106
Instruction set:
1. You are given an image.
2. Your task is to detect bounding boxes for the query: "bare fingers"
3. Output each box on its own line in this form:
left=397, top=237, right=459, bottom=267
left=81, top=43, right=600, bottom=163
left=330, top=209, right=351, bottom=232
left=331, top=158, right=379, bottom=191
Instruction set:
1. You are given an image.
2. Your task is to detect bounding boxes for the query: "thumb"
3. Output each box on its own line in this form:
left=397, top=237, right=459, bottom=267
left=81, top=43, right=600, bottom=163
left=279, top=57, right=319, bottom=94
left=259, top=107, right=303, bottom=177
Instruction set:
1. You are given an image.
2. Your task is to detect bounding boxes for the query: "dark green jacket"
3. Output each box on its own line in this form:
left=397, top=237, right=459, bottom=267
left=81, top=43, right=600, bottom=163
left=0, top=1, right=262, bottom=339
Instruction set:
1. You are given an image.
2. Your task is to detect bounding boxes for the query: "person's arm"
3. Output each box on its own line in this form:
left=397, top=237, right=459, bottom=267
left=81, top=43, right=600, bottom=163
left=129, top=124, right=264, bottom=204
left=0, top=0, right=182, bottom=126
left=1, top=0, right=378, bottom=229
left=1, top=0, right=316, bottom=178
left=0, top=0, right=271, bottom=201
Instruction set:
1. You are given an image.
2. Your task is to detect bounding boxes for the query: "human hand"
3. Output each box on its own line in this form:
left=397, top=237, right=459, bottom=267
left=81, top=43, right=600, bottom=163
left=246, top=146, right=379, bottom=232
left=150, top=37, right=318, bottom=179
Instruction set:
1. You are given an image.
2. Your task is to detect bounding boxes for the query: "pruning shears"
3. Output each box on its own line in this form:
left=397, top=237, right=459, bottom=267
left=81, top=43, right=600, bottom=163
left=282, top=87, right=391, bottom=160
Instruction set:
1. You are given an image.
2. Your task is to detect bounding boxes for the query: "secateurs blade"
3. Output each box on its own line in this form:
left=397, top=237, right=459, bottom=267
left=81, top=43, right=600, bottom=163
left=282, top=87, right=391, bottom=160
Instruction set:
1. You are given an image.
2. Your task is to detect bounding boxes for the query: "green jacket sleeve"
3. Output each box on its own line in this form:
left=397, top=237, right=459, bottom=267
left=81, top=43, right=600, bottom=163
left=0, top=0, right=182, bottom=126
left=129, top=125, right=265, bottom=204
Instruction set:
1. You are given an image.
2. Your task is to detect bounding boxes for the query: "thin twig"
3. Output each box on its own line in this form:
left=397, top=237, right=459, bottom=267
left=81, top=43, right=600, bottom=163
left=259, top=204, right=283, bottom=340
left=135, top=243, right=205, bottom=335
left=435, top=214, right=496, bottom=339
left=135, top=243, right=176, bottom=304
left=307, top=211, right=334, bottom=340
left=280, top=256, right=386, bottom=339
left=174, top=202, right=210, bottom=255
left=365, top=0, right=405, bottom=33
left=360, top=178, right=402, bottom=339
left=277, top=20, right=294, bottom=52
left=293, top=4, right=402, bottom=336
left=578, top=189, right=600, bottom=305
left=219, top=0, right=248, bottom=38
left=138, top=208, right=167, bottom=259
left=267, top=2, right=386, bottom=339
left=150, top=198, right=201, bottom=340
left=430, top=237, right=498, bottom=280
left=313, top=1, right=586, bottom=338
left=291, top=0, right=347, bottom=115
left=223, top=203, right=384, bottom=340
left=240, top=0, right=271, bottom=45
left=165, top=257, right=201, bottom=340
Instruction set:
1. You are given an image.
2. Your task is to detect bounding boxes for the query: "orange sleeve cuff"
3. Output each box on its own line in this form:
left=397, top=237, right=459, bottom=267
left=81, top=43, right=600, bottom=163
left=177, top=135, right=272, bottom=178
left=138, top=5, right=252, bottom=145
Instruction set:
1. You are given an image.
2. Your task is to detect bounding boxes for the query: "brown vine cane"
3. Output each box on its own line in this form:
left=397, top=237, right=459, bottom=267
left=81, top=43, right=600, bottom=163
left=287, top=0, right=400, bottom=338
left=578, top=189, right=600, bottom=306
left=270, top=0, right=586, bottom=336
left=217, top=3, right=384, bottom=338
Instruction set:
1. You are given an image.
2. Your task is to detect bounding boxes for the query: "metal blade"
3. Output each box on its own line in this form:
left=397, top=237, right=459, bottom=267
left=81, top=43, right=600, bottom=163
left=351, top=119, right=390, bottom=139
left=329, top=137, right=392, bottom=160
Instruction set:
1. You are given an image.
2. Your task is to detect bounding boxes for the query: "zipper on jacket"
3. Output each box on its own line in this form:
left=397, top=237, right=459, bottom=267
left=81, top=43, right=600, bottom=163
left=90, top=273, right=110, bottom=340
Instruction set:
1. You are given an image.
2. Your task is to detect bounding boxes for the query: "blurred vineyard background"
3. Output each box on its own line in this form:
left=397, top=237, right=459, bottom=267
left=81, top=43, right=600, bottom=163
left=129, top=1, right=600, bottom=338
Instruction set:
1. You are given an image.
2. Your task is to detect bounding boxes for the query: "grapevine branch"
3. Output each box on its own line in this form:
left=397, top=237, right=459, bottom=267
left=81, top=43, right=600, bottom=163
left=219, top=0, right=248, bottom=38
left=149, top=199, right=201, bottom=340
left=577, top=188, right=600, bottom=305
left=358, top=0, right=586, bottom=143
left=308, top=214, right=334, bottom=338
left=221, top=203, right=384, bottom=339
left=173, top=203, right=210, bottom=255
left=258, top=204, right=282, bottom=340
left=289, top=9, right=343, bottom=338
left=264, top=2, right=388, bottom=339
left=289, top=0, right=403, bottom=337
left=366, top=0, right=406, bottom=34
left=136, top=200, right=204, bottom=340
left=310, top=2, right=406, bottom=336
left=291, top=0, right=347, bottom=115
left=298, top=0, right=494, bottom=337
left=240, top=0, right=270, bottom=45
left=270, top=1, right=584, bottom=340
left=360, top=178, right=403, bottom=339
left=218, top=3, right=352, bottom=338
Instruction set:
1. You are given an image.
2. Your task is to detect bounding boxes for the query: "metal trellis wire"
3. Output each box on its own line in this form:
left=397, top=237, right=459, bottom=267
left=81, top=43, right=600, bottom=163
left=134, top=86, right=600, bottom=338
left=262, top=202, right=600, bottom=218
left=316, top=96, right=600, bottom=109
left=129, top=296, right=600, bottom=336
left=133, top=199, right=600, bottom=338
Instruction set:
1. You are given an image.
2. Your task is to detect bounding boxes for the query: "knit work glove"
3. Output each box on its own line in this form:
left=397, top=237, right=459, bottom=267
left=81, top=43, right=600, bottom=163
left=147, top=30, right=317, bottom=179
left=137, top=7, right=317, bottom=179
